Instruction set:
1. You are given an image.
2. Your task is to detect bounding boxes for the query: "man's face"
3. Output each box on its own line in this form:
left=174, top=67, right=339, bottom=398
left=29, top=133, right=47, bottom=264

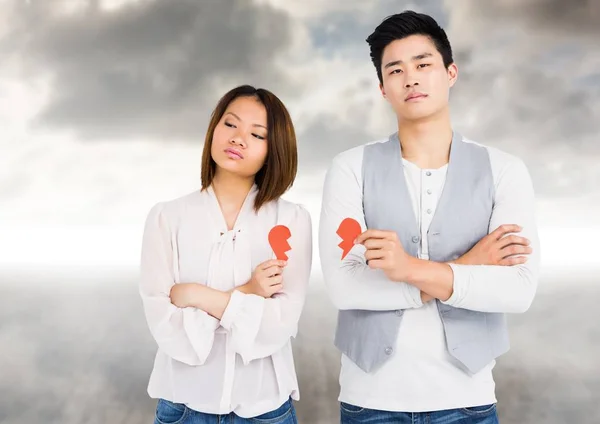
left=379, top=34, right=457, bottom=123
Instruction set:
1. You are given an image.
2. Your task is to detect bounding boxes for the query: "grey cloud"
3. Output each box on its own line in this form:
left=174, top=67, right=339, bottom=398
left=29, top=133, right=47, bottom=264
left=1, top=0, right=295, bottom=139
left=306, top=0, right=446, bottom=60
left=454, top=0, right=600, bottom=35
left=3, top=0, right=598, bottom=199
left=299, top=0, right=600, bottom=197
left=295, top=0, right=447, bottom=171
left=443, top=0, right=600, bottom=197
left=297, top=114, right=376, bottom=174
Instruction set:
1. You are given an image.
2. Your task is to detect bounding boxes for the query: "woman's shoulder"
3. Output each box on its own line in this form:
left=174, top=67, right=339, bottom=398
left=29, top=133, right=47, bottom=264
left=271, top=197, right=312, bottom=225
left=145, top=190, right=203, bottom=223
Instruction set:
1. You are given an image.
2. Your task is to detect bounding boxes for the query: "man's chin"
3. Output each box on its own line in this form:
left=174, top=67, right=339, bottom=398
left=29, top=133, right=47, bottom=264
left=398, top=112, right=436, bottom=123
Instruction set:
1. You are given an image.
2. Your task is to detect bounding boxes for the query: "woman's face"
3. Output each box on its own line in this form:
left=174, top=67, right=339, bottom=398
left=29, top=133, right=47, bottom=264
left=211, top=96, right=269, bottom=179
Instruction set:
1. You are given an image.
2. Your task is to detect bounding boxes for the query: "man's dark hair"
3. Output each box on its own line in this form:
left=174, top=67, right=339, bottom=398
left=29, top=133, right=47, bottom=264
left=366, top=10, right=454, bottom=84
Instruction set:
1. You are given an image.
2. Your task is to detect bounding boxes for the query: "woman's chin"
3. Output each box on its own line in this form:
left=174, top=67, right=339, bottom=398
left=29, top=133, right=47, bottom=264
left=215, top=162, right=254, bottom=179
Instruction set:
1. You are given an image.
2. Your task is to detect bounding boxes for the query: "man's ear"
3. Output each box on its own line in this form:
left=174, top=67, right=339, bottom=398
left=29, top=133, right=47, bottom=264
left=379, top=82, right=386, bottom=99
left=448, top=63, right=458, bottom=88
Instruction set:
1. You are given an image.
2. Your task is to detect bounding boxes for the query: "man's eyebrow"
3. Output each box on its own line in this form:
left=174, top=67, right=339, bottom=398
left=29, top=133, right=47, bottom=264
left=383, top=52, right=434, bottom=69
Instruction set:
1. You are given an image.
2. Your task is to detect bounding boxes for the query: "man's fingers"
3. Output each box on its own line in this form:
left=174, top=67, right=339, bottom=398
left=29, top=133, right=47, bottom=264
left=497, top=234, right=530, bottom=249
left=501, top=245, right=532, bottom=257
left=363, top=238, right=392, bottom=250
left=498, top=256, right=528, bottom=266
left=365, top=248, right=387, bottom=262
left=490, top=224, right=522, bottom=240
left=366, top=259, right=386, bottom=269
left=355, top=229, right=396, bottom=244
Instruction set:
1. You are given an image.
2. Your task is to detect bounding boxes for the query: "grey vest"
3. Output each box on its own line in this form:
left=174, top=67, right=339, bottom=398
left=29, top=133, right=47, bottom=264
left=333, top=132, right=510, bottom=375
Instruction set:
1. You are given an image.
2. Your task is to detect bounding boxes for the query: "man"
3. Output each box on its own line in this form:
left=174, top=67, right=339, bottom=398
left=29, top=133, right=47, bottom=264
left=319, top=10, right=540, bottom=424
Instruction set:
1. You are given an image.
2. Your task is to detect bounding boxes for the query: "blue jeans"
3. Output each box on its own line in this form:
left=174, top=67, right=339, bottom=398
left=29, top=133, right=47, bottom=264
left=340, top=402, right=499, bottom=423
left=153, top=398, right=297, bottom=424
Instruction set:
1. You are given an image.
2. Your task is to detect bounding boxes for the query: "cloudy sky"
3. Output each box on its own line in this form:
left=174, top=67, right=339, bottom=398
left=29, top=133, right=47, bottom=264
left=1, top=0, right=599, bottom=270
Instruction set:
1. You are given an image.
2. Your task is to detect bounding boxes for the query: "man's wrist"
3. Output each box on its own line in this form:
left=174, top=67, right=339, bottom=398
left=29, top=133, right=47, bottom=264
left=404, top=258, right=454, bottom=302
left=234, top=282, right=251, bottom=295
left=403, top=255, right=423, bottom=283
left=420, top=291, right=434, bottom=303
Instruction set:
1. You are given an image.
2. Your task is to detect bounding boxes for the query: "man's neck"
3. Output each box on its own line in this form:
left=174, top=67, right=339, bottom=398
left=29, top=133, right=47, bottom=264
left=397, top=111, right=453, bottom=170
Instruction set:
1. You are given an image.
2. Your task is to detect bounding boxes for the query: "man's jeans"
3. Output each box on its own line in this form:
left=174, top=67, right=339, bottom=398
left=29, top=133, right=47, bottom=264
left=340, top=402, right=499, bottom=423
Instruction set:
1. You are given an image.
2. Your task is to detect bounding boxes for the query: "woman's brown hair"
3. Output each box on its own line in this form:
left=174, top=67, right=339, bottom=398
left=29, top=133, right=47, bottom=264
left=200, top=85, right=298, bottom=212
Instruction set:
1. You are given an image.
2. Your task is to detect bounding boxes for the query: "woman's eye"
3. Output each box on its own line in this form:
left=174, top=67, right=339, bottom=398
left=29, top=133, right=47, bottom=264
left=253, top=133, right=265, bottom=140
left=224, top=122, right=236, bottom=128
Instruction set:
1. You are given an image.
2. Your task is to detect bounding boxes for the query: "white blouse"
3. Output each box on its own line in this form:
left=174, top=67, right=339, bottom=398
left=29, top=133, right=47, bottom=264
left=139, top=184, right=312, bottom=418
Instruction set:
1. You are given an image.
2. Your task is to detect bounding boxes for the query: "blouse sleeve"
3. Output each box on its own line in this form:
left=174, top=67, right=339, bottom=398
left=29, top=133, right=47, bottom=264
left=139, top=202, right=220, bottom=366
left=219, top=205, right=313, bottom=364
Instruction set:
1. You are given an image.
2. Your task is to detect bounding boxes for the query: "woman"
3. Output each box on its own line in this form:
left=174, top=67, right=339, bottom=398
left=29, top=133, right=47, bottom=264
left=140, top=85, right=312, bottom=424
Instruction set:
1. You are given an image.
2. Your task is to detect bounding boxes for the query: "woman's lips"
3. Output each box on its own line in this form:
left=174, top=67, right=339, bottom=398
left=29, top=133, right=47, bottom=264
left=225, top=148, right=243, bottom=159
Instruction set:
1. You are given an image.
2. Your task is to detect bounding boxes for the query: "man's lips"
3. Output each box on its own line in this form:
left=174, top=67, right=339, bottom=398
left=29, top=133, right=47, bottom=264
left=225, top=148, right=243, bottom=159
left=405, top=92, right=428, bottom=101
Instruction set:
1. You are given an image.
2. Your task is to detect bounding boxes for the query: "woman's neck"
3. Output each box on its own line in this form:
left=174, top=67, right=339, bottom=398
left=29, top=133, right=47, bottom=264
left=211, top=169, right=255, bottom=230
left=212, top=169, right=254, bottom=199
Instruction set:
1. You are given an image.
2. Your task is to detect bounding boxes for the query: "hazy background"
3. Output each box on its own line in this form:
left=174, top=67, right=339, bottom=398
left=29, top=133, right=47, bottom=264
left=1, top=1, right=599, bottom=423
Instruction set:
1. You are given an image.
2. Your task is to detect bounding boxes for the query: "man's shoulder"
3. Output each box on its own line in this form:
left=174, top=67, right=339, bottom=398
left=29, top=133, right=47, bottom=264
left=462, top=136, right=526, bottom=169
left=330, top=137, right=390, bottom=168
left=462, top=136, right=530, bottom=183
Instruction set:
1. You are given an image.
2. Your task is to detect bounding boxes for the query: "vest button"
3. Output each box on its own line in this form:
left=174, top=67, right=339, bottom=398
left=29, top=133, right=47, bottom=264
left=395, top=310, right=403, bottom=316
left=411, top=236, right=420, bottom=243
left=384, top=347, right=393, bottom=355
left=426, top=171, right=432, bottom=176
